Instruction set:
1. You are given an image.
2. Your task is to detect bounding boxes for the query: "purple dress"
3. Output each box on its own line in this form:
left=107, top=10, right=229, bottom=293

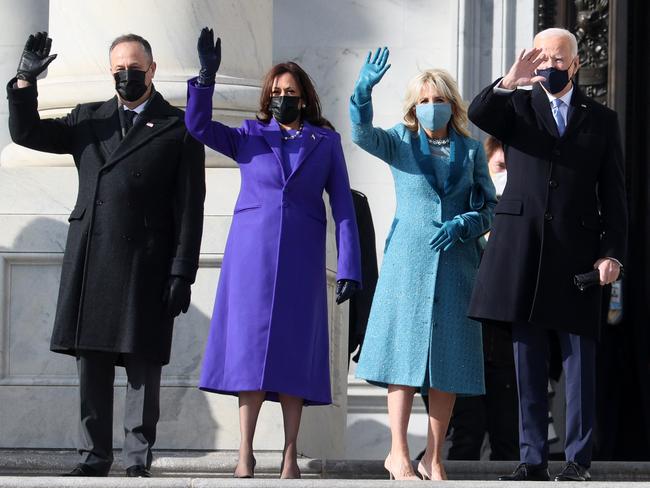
left=185, top=79, right=362, bottom=405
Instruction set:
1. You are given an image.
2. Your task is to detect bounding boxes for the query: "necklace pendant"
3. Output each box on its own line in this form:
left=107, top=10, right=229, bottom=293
left=428, top=137, right=450, bottom=146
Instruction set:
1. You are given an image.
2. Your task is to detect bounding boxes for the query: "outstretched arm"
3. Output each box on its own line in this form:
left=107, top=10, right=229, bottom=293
left=185, top=27, right=247, bottom=159
left=349, top=47, right=400, bottom=164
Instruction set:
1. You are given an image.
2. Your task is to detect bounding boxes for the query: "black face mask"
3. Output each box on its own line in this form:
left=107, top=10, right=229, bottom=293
left=269, top=96, right=301, bottom=125
left=114, top=68, right=149, bottom=102
left=537, top=61, right=575, bottom=95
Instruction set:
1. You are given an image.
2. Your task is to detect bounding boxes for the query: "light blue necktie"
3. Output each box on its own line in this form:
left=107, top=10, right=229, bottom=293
left=552, top=98, right=566, bottom=136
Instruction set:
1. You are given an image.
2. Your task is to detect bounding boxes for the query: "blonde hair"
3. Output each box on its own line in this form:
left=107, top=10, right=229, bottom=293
left=402, top=69, right=470, bottom=137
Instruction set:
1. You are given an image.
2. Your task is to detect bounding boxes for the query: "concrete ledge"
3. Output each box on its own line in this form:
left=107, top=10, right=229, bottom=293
left=2, top=450, right=650, bottom=482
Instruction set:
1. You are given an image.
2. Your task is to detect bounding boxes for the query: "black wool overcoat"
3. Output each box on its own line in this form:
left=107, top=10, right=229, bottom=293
left=467, top=79, right=627, bottom=337
left=7, top=81, right=206, bottom=364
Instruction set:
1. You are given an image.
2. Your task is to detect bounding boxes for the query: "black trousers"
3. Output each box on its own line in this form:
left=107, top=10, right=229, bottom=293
left=448, top=363, right=519, bottom=460
left=76, top=351, right=162, bottom=473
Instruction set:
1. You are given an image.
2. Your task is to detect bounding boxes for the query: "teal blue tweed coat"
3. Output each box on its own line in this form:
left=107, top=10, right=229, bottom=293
left=351, top=96, right=497, bottom=395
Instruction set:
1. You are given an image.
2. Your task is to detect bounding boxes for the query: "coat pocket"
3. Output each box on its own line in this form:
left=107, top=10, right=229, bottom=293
left=67, top=206, right=86, bottom=222
left=144, top=214, right=171, bottom=231
left=494, top=199, right=523, bottom=216
left=233, top=203, right=261, bottom=214
left=469, top=182, right=485, bottom=211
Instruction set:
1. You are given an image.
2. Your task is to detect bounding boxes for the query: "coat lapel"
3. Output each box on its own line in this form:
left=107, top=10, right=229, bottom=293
left=561, top=86, right=589, bottom=140
left=531, top=85, right=561, bottom=138
left=91, top=97, right=122, bottom=161
left=103, top=92, right=176, bottom=170
left=410, top=127, right=467, bottom=196
left=444, top=129, right=466, bottom=195
left=287, top=122, right=322, bottom=183
left=411, top=128, right=441, bottom=192
left=260, top=118, right=286, bottom=181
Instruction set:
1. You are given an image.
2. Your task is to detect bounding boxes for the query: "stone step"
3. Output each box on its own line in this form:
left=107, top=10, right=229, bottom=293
left=1, top=450, right=650, bottom=483
left=0, top=478, right=646, bottom=488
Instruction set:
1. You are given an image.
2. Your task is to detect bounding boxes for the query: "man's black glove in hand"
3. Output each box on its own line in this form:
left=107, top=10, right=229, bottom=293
left=196, top=27, right=221, bottom=86
left=163, top=276, right=192, bottom=317
left=336, top=279, right=360, bottom=305
left=16, top=31, right=57, bottom=84
left=574, top=270, right=601, bottom=291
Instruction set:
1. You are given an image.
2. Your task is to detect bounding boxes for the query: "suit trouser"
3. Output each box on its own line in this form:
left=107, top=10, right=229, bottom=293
left=512, top=323, right=595, bottom=468
left=448, top=363, right=519, bottom=460
left=76, top=350, right=162, bottom=473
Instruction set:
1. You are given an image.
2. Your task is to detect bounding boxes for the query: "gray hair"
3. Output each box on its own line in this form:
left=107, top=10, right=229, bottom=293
left=534, top=28, right=578, bottom=58
left=109, top=34, right=153, bottom=63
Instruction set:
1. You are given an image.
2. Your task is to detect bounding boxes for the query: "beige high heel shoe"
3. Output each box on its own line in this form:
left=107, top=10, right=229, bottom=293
left=417, top=461, right=431, bottom=480
left=384, top=455, right=419, bottom=481
left=417, top=460, right=448, bottom=481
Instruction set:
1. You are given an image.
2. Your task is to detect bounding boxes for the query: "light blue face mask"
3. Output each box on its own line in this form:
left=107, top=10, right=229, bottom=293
left=415, top=102, right=452, bottom=131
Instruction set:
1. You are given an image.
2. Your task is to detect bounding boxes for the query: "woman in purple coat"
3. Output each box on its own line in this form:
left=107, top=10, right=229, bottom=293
left=185, top=28, right=362, bottom=479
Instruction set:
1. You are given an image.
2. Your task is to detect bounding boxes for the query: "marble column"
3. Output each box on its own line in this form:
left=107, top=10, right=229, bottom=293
left=0, top=0, right=350, bottom=460
left=0, top=0, right=49, bottom=150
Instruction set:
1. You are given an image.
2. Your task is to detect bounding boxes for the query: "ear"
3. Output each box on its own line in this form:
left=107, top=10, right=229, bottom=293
left=150, top=61, right=157, bottom=78
left=572, top=56, right=580, bottom=75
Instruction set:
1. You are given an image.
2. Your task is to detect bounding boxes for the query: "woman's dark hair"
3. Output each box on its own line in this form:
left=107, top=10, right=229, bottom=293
left=257, top=62, right=330, bottom=127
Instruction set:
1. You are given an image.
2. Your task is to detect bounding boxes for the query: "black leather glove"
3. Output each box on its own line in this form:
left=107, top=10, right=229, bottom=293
left=574, top=269, right=601, bottom=291
left=163, top=276, right=192, bottom=317
left=16, top=32, right=57, bottom=84
left=336, top=279, right=360, bottom=305
left=196, top=27, right=221, bottom=86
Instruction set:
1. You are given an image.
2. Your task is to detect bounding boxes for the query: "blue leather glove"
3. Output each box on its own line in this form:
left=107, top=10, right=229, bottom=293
left=196, top=27, right=221, bottom=86
left=353, top=47, right=391, bottom=104
left=429, top=218, right=465, bottom=252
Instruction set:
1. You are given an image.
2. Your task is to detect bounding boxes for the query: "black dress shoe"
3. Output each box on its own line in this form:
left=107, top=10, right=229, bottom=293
left=61, top=463, right=107, bottom=477
left=126, top=465, right=152, bottom=478
left=555, top=461, right=591, bottom=481
left=498, top=463, right=550, bottom=481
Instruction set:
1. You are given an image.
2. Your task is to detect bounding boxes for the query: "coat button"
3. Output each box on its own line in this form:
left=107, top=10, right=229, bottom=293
left=134, top=172, right=142, bottom=178
left=282, top=202, right=288, bottom=208
left=544, top=212, right=553, bottom=222
left=549, top=179, right=558, bottom=189
left=96, top=199, right=104, bottom=206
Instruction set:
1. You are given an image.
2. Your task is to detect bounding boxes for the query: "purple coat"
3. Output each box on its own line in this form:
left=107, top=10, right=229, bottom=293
left=186, top=80, right=362, bottom=405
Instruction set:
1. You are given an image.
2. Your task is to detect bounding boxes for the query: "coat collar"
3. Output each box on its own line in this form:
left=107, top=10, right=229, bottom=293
left=411, top=126, right=467, bottom=196
left=260, top=117, right=323, bottom=184
left=92, top=90, right=177, bottom=169
left=531, top=83, right=588, bottom=140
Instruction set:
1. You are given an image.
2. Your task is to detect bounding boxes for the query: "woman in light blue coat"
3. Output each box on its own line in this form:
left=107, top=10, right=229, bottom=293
left=351, top=48, right=497, bottom=480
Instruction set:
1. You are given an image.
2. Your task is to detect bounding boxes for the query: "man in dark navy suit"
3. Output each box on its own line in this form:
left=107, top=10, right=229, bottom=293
left=467, top=28, right=626, bottom=482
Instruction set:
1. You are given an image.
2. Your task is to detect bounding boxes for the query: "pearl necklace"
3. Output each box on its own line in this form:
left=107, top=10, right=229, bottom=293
left=281, top=123, right=304, bottom=141
left=427, top=137, right=450, bottom=146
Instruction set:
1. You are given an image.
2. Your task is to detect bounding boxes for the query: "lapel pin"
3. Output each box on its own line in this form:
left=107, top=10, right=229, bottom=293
left=311, top=133, right=316, bottom=140
left=146, top=122, right=154, bottom=127
left=580, top=104, right=587, bottom=108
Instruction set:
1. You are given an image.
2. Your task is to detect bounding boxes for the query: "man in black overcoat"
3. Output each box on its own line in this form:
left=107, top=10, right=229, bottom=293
left=7, top=32, right=206, bottom=477
left=467, top=28, right=626, bottom=481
